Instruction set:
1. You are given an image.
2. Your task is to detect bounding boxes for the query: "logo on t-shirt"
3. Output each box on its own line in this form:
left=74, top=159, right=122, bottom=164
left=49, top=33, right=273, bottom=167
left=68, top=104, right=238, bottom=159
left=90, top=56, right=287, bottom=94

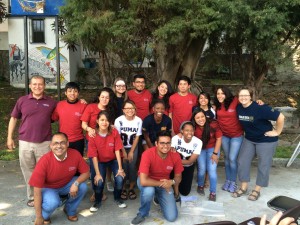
left=166, top=166, right=173, bottom=170
left=43, top=104, right=50, bottom=107
left=193, top=143, right=198, bottom=150
left=144, top=98, right=149, bottom=102
left=75, top=112, right=82, bottom=117
left=161, top=126, right=167, bottom=131
left=69, top=166, right=76, bottom=171
left=108, top=143, right=114, bottom=147
left=177, top=139, right=181, bottom=146
left=228, top=108, right=235, bottom=112
left=188, top=100, right=193, bottom=104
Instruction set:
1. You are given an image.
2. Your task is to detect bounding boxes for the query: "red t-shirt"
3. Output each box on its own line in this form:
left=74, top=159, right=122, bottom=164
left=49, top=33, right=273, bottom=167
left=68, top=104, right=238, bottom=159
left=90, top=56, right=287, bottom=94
left=194, top=120, right=223, bottom=149
left=128, top=89, right=152, bottom=120
left=216, top=97, right=243, bottom=137
left=29, top=149, right=89, bottom=189
left=80, top=103, right=101, bottom=140
left=52, top=100, right=87, bottom=142
left=87, top=128, right=123, bottom=162
left=138, top=147, right=184, bottom=181
left=169, top=93, right=197, bottom=134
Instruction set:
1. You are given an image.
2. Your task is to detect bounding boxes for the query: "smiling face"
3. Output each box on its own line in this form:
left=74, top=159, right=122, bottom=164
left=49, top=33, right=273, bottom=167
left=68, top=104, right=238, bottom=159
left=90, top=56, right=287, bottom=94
left=199, top=94, right=209, bottom=107
left=238, top=89, right=252, bottom=107
left=153, top=102, right=165, bottom=119
left=98, top=91, right=110, bottom=108
left=194, top=111, right=207, bottom=127
left=133, top=78, right=145, bottom=92
left=123, top=102, right=136, bottom=119
left=65, top=88, right=79, bottom=102
left=158, top=82, right=168, bottom=97
left=50, top=133, right=69, bottom=160
left=216, top=88, right=226, bottom=103
left=97, top=114, right=110, bottom=132
left=29, top=77, right=45, bottom=98
left=181, top=124, right=194, bottom=142
left=156, top=136, right=172, bottom=156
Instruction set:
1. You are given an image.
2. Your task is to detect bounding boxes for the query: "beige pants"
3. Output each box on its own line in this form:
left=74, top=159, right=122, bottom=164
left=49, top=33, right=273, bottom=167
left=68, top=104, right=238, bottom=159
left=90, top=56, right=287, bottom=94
left=19, top=140, right=50, bottom=200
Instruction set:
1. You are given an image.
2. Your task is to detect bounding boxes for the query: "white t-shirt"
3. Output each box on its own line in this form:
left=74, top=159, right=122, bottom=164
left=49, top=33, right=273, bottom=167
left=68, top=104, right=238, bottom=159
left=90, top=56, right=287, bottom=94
left=114, top=115, right=142, bottom=148
left=171, top=135, right=202, bottom=167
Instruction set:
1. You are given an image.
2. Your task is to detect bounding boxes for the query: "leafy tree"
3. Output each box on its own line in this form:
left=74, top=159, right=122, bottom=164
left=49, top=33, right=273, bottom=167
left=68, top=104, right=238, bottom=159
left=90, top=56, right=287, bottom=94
left=207, top=0, right=300, bottom=98
left=0, top=0, right=7, bottom=24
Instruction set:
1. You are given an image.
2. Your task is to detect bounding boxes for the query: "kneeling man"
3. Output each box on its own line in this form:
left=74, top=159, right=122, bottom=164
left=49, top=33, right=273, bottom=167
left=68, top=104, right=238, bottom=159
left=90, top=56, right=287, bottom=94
left=29, top=132, right=89, bottom=224
left=131, top=130, right=183, bottom=225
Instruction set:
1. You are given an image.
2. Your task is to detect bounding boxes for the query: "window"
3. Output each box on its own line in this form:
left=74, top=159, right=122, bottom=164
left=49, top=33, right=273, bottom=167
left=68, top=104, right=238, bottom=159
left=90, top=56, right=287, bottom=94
left=31, top=19, right=45, bottom=43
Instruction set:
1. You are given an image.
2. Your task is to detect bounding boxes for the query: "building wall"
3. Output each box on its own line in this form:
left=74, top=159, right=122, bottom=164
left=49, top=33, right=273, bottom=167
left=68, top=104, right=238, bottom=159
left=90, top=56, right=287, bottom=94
left=8, top=17, right=75, bottom=88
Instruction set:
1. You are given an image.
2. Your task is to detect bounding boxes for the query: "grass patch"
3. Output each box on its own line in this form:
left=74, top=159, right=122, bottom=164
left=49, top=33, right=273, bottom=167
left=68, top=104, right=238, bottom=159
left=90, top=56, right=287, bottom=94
left=0, top=149, right=19, bottom=161
left=275, top=146, right=299, bottom=158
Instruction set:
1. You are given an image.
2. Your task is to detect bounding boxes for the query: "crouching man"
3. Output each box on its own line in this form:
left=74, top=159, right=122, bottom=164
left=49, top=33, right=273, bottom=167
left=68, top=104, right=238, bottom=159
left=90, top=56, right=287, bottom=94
left=130, top=131, right=183, bottom=225
left=29, top=132, right=90, bottom=224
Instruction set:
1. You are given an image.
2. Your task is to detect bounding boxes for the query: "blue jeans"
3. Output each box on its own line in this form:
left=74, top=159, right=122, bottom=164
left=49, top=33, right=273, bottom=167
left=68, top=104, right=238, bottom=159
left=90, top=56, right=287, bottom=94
left=137, top=177, right=178, bottom=222
left=41, top=177, right=87, bottom=220
left=222, top=135, right=243, bottom=182
left=197, top=148, right=219, bottom=193
left=91, top=160, right=124, bottom=203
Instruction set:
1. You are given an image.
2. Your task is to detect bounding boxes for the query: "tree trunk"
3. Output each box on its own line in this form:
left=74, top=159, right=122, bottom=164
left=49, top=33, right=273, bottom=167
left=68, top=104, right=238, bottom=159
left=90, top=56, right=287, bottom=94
left=100, top=50, right=107, bottom=87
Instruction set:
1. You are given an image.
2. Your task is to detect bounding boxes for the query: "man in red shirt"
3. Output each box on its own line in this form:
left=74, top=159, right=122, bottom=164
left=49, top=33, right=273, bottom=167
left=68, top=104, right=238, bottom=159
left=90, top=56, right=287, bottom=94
left=169, top=76, right=197, bottom=135
left=29, top=132, right=89, bottom=225
left=127, top=74, right=152, bottom=120
left=52, top=82, right=87, bottom=156
left=130, top=131, right=183, bottom=225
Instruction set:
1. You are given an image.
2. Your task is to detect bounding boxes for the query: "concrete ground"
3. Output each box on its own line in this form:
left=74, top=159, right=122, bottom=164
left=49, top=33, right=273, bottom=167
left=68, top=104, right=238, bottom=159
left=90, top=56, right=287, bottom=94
left=0, top=160, right=299, bottom=225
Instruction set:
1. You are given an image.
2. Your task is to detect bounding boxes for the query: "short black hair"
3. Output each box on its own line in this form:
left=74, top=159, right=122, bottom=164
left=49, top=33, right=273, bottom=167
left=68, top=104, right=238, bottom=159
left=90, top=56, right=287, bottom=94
left=152, top=99, right=166, bottom=108
left=156, top=130, right=172, bottom=141
left=177, top=75, right=191, bottom=85
left=52, top=132, right=68, bottom=141
left=65, top=82, right=80, bottom=92
left=133, top=74, right=146, bottom=82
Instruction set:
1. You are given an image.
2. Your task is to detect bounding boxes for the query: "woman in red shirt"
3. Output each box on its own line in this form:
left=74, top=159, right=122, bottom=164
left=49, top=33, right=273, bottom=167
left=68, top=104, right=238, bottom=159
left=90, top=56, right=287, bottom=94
left=88, top=111, right=126, bottom=212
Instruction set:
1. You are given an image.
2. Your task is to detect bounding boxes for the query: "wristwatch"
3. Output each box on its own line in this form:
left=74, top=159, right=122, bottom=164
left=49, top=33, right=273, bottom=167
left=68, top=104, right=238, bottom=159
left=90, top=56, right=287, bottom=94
left=74, top=181, right=79, bottom=187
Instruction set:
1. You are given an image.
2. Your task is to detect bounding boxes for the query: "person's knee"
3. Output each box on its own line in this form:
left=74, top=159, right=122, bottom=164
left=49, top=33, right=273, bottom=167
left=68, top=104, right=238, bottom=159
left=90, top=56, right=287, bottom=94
left=141, top=187, right=155, bottom=200
left=43, top=197, right=60, bottom=212
left=78, top=182, right=88, bottom=195
left=164, top=211, right=178, bottom=222
left=114, top=176, right=124, bottom=190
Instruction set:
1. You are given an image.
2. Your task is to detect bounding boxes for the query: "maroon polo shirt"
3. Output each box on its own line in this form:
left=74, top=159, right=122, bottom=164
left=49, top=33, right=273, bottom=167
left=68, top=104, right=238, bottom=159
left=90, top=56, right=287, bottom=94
left=11, top=93, right=57, bottom=143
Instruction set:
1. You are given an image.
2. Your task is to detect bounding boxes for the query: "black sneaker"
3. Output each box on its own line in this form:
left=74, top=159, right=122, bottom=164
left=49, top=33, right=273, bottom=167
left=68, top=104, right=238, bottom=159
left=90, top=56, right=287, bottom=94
left=197, top=186, right=205, bottom=196
left=90, top=203, right=100, bottom=212
left=175, top=194, right=181, bottom=203
left=209, top=192, right=216, bottom=201
left=153, top=196, right=159, bottom=206
left=131, top=214, right=145, bottom=225
left=115, top=199, right=127, bottom=208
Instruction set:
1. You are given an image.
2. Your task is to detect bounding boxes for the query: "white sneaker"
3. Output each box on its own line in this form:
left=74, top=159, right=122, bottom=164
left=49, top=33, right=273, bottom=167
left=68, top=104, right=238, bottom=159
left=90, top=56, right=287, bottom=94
left=90, top=203, right=100, bottom=212
left=115, top=200, right=127, bottom=208
left=107, top=181, right=114, bottom=192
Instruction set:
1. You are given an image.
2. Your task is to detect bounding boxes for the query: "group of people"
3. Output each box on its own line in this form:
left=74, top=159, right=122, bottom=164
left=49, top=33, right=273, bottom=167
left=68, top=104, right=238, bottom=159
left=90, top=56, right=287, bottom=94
left=7, top=74, right=285, bottom=225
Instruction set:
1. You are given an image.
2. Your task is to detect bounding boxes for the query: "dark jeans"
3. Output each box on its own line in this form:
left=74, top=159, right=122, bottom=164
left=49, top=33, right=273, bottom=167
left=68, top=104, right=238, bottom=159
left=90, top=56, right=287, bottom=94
left=69, top=139, right=85, bottom=156
left=179, top=164, right=195, bottom=196
left=91, top=160, right=124, bottom=204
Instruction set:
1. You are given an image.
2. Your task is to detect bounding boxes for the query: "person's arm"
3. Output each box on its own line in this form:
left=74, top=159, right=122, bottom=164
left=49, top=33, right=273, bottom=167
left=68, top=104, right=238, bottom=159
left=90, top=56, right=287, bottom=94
left=33, top=187, right=44, bottom=225
left=211, top=137, right=222, bottom=164
left=265, top=113, right=285, bottom=137
left=82, top=121, right=96, bottom=138
left=128, top=135, right=140, bottom=162
left=69, top=171, right=90, bottom=198
left=168, top=112, right=176, bottom=136
left=7, top=117, right=18, bottom=150
left=143, top=131, right=153, bottom=148
left=182, top=154, right=198, bottom=165
left=115, top=150, right=126, bottom=178
left=171, top=173, right=182, bottom=197
left=140, top=172, right=173, bottom=190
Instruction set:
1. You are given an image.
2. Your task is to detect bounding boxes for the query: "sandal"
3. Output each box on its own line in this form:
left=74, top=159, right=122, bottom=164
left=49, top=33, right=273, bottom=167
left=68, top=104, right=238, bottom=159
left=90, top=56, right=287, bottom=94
left=128, top=189, right=137, bottom=200
left=120, top=190, right=128, bottom=200
left=90, top=193, right=107, bottom=202
left=248, top=190, right=260, bottom=201
left=232, top=188, right=247, bottom=198
left=27, top=199, right=34, bottom=207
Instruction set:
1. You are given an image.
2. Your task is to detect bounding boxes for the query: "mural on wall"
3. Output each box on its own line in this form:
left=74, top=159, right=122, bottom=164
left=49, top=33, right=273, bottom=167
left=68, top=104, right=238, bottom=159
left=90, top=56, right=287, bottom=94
left=9, top=44, right=70, bottom=86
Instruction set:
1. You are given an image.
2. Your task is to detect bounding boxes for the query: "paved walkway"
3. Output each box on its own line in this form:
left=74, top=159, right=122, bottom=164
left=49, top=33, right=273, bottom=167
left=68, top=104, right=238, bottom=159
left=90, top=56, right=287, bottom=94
left=0, top=160, right=299, bottom=225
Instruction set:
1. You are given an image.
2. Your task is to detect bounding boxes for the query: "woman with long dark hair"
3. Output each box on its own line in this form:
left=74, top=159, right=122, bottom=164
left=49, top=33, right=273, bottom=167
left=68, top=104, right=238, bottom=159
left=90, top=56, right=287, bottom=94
left=151, top=80, right=174, bottom=115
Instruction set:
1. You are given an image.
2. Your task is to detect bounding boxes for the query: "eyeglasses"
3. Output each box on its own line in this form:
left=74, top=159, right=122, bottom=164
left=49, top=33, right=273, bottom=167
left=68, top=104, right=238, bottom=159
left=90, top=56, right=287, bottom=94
left=116, top=85, right=126, bottom=88
left=158, top=142, right=171, bottom=146
left=123, top=108, right=135, bottom=110
left=238, top=95, right=250, bottom=97
left=52, top=141, right=67, bottom=146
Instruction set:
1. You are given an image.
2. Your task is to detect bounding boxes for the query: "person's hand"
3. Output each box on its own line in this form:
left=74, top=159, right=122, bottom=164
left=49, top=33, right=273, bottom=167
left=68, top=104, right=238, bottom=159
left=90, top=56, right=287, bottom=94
left=87, top=127, right=96, bottom=138
left=159, top=179, right=173, bottom=192
left=260, top=211, right=297, bottom=225
left=256, top=99, right=264, bottom=105
left=211, top=154, right=219, bottom=164
left=265, top=130, right=279, bottom=137
left=7, top=138, right=15, bottom=150
left=116, top=169, right=126, bottom=178
left=170, top=147, right=176, bottom=153
left=80, top=98, right=88, bottom=104
left=69, top=183, right=78, bottom=198
left=34, top=217, right=44, bottom=225
left=94, top=174, right=103, bottom=186
left=128, top=151, right=134, bottom=162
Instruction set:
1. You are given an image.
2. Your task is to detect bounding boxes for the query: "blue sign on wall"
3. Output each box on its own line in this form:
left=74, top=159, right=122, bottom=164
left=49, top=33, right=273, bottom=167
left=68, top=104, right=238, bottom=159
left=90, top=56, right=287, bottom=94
left=11, top=0, right=64, bottom=16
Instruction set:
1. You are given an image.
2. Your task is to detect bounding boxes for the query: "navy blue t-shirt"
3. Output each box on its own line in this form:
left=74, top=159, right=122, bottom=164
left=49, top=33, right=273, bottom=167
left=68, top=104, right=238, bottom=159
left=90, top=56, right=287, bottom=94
left=116, top=97, right=124, bottom=117
left=142, top=114, right=172, bottom=144
left=237, top=102, right=280, bottom=143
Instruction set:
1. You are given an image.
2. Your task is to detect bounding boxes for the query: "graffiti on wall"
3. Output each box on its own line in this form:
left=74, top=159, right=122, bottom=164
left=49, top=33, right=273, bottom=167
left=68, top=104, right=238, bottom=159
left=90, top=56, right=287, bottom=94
left=9, top=44, right=70, bottom=86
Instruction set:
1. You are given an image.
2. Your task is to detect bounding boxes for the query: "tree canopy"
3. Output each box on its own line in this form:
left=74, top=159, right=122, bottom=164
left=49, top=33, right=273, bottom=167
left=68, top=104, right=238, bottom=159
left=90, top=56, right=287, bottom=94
left=60, top=0, right=300, bottom=95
